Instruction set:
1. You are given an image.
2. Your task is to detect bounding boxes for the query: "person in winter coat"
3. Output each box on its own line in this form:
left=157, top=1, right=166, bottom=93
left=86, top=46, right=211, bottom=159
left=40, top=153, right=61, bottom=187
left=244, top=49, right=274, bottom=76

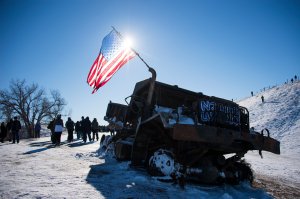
left=0, top=122, right=7, bottom=143
left=6, top=119, right=13, bottom=142
left=75, top=121, right=81, bottom=140
left=54, top=114, right=64, bottom=146
left=34, top=122, right=41, bottom=138
left=65, top=117, right=75, bottom=142
left=80, top=116, right=86, bottom=142
left=82, top=117, right=92, bottom=142
left=91, top=118, right=99, bottom=141
left=11, top=116, right=21, bottom=144
left=47, top=119, right=56, bottom=144
left=261, top=95, right=265, bottom=103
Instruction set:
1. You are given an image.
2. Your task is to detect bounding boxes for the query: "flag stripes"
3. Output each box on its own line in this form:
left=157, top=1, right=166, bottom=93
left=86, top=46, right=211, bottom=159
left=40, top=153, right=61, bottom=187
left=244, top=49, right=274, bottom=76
left=86, top=30, right=136, bottom=93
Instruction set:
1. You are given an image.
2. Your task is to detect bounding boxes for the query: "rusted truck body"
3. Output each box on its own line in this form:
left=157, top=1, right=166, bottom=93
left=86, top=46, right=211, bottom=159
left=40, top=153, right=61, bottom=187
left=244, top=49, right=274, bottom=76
left=103, top=74, right=280, bottom=185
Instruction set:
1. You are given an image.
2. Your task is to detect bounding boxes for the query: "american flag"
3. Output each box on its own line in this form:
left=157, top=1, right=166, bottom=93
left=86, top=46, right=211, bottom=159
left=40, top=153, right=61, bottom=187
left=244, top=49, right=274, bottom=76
left=87, top=30, right=136, bottom=93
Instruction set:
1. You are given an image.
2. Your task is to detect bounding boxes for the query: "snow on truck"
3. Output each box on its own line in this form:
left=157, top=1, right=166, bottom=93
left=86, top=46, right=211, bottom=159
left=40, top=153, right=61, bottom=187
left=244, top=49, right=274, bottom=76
left=101, top=68, right=280, bottom=185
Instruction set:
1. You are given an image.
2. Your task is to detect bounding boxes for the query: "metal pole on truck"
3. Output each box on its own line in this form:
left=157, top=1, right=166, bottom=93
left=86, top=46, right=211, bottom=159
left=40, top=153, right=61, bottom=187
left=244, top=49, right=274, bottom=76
left=112, top=26, right=156, bottom=110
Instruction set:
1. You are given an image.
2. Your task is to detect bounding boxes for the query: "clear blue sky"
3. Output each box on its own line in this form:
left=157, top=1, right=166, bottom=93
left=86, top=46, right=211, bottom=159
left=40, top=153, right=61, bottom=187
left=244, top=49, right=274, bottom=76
left=1, top=0, right=299, bottom=124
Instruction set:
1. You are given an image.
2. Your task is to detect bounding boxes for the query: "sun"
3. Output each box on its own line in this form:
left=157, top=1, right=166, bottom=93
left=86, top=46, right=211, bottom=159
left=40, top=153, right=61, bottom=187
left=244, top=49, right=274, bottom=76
left=123, top=37, right=133, bottom=49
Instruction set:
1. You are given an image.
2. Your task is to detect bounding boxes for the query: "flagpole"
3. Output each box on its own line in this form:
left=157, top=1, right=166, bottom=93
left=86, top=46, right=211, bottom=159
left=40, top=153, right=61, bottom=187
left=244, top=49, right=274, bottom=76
left=111, top=27, right=154, bottom=70
left=112, top=26, right=156, bottom=113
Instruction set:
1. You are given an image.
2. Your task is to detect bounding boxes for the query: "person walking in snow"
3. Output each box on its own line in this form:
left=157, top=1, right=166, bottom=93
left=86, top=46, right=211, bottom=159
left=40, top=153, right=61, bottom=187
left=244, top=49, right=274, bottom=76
left=47, top=118, right=56, bottom=144
left=295, top=75, right=298, bottom=81
left=291, top=78, right=294, bottom=83
left=82, top=116, right=92, bottom=142
left=251, top=91, right=253, bottom=97
left=261, top=95, right=265, bottom=103
left=11, top=116, right=21, bottom=144
left=80, top=116, right=87, bottom=142
left=6, top=119, right=13, bottom=142
left=34, top=122, right=41, bottom=138
left=65, top=117, right=75, bottom=142
left=75, top=121, right=81, bottom=140
left=54, top=114, right=64, bottom=146
left=0, top=122, right=7, bottom=143
left=91, top=118, right=99, bottom=141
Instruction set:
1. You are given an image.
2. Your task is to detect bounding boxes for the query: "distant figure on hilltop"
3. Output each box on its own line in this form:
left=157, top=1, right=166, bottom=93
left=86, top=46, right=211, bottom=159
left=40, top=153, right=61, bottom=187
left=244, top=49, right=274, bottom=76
left=295, top=75, right=297, bottom=81
left=261, top=95, right=265, bottom=103
left=291, top=78, right=294, bottom=84
left=251, top=91, right=254, bottom=97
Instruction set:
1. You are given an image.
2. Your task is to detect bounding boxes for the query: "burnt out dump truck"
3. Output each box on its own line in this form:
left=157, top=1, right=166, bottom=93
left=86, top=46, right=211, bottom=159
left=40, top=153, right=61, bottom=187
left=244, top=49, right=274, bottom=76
left=102, top=69, right=280, bottom=185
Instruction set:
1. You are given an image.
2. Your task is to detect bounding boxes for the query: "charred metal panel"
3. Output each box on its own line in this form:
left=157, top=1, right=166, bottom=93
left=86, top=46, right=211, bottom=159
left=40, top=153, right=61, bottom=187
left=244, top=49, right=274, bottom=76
left=172, top=124, right=280, bottom=155
left=127, top=79, right=248, bottom=130
left=115, top=139, right=133, bottom=160
left=241, top=131, right=280, bottom=154
left=171, top=124, right=239, bottom=145
left=128, top=79, right=200, bottom=112
left=105, top=101, right=128, bottom=122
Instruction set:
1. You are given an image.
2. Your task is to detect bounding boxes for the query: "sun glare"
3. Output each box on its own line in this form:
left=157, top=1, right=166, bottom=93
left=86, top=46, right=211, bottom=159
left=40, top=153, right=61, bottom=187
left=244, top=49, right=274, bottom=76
left=124, top=37, right=133, bottom=49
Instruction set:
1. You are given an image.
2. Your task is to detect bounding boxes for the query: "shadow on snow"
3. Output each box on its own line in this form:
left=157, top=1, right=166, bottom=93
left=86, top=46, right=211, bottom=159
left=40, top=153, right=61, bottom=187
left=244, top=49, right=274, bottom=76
left=85, top=157, right=273, bottom=199
left=66, top=141, right=95, bottom=148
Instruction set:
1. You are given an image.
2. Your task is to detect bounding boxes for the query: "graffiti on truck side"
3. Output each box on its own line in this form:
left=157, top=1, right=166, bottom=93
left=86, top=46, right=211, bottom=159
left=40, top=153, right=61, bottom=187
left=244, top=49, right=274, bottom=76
left=199, top=100, right=240, bottom=126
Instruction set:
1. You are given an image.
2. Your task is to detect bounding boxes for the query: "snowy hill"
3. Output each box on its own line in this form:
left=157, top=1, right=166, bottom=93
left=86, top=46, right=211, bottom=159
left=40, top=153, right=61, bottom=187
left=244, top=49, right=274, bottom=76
left=238, top=81, right=300, bottom=197
left=238, top=81, right=300, bottom=156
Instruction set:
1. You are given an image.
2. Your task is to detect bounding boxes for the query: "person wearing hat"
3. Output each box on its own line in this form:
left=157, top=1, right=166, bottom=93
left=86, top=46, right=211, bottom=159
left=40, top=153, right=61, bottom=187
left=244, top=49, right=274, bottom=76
left=11, top=116, right=21, bottom=144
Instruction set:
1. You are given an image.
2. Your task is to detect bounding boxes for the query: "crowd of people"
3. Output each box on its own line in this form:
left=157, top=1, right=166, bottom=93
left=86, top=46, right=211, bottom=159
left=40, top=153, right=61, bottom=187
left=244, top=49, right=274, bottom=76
left=0, top=114, right=108, bottom=147
left=47, top=115, right=106, bottom=146
left=0, top=116, right=22, bottom=144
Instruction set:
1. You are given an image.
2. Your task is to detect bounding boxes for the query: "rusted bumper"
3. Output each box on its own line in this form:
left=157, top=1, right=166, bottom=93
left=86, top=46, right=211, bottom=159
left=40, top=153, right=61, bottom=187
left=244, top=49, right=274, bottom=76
left=171, top=124, right=280, bottom=155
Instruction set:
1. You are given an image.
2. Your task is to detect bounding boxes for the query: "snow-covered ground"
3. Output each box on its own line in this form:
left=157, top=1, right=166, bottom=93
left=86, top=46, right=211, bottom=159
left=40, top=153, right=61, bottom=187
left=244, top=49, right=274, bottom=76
left=0, top=81, right=299, bottom=199
left=0, top=134, right=273, bottom=199
left=0, top=134, right=103, bottom=199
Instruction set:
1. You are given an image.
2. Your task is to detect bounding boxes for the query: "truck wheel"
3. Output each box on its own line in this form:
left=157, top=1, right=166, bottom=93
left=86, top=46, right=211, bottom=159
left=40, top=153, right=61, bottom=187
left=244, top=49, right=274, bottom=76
left=148, top=149, right=177, bottom=178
